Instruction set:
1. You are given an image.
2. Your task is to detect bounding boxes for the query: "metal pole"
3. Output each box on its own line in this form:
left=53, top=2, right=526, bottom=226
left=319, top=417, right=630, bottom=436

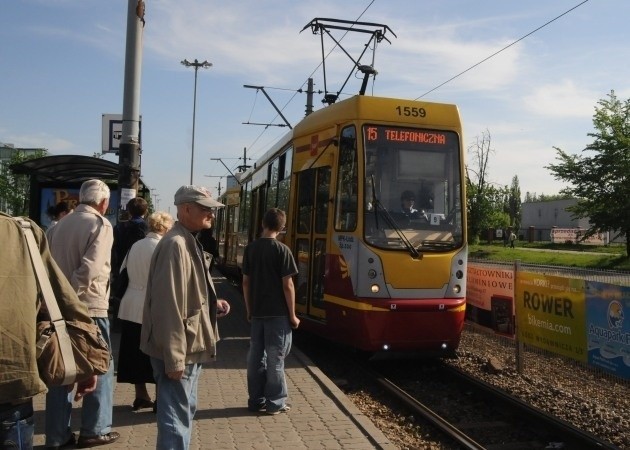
left=191, top=66, right=198, bottom=185
left=181, top=59, right=212, bottom=185
left=118, top=0, right=144, bottom=218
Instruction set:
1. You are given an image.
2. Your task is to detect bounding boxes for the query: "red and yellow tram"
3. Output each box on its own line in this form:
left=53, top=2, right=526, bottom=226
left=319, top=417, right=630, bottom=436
left=216, top=94, right=467, bottom=355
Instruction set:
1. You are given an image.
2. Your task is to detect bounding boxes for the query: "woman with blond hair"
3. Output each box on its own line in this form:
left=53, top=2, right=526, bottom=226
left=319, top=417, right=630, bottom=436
left=117, top=211, right=174, bottom=411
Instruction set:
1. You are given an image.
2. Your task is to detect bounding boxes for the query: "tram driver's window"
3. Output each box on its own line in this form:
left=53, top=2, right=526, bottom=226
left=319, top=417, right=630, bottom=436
left=334, top=126, right=358, bottom=231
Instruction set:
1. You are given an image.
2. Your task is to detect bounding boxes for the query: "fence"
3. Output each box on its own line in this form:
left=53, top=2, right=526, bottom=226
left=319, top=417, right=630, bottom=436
left=466, top=259, right=630, bottom=388
left=487, top=227, right=627, bottom=245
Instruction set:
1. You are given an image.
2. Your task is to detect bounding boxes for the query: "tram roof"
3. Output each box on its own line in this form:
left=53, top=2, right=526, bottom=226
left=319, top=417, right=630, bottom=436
left=295, top=95, right=461, bottom=135
left=241, top=95, right=461, bottom=180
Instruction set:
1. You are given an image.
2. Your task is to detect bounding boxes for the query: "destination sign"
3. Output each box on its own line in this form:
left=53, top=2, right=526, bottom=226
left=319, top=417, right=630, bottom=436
left=365, top=126, right=447, bottom=145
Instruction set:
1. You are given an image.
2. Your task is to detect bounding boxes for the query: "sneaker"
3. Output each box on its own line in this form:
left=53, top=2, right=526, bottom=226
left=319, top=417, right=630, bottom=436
left=247, top=404, right=266, bottom=412
left=266, top=405, right=291, bottom=415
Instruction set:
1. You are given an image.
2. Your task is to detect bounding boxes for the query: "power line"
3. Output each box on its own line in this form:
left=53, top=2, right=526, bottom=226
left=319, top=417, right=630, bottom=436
left=415, top=0, right=590, bottom=100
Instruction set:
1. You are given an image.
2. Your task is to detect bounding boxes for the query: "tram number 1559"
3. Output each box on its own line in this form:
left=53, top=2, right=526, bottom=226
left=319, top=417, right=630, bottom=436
left=396, top=106, right=426, bottom=118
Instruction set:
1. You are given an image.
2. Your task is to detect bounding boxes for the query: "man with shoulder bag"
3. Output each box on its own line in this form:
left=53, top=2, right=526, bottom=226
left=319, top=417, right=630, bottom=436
left=0, top=213, right=98, bottom=450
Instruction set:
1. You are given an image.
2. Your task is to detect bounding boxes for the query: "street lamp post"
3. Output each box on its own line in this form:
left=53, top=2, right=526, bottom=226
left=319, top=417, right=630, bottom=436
left=181, top=58, right=212, bottom=185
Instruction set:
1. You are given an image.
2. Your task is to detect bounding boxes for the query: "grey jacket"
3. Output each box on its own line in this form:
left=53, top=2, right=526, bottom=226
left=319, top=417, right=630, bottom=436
left=140, top=221, right=219, bottom=373
left=47, top=204, right=113, bottom=317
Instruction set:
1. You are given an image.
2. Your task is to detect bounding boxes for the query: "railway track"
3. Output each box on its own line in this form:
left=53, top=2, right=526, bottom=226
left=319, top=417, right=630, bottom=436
left=295, top=330, right=619, bottom=449
left=374, top=361, right=617, bottom=449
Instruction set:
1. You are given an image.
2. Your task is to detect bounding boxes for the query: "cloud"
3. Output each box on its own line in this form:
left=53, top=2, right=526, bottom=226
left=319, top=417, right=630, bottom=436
left=3, top=132, right=75, bottom=153
left=522, top=80, right=599, bottom=118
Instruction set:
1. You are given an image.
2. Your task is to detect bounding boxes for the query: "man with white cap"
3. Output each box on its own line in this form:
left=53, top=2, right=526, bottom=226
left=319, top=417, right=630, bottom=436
left=140, top=185, right=230, bottom=450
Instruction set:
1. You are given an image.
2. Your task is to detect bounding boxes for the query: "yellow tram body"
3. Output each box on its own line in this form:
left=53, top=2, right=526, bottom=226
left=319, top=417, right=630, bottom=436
left=216, top=95, right=467, bottom=354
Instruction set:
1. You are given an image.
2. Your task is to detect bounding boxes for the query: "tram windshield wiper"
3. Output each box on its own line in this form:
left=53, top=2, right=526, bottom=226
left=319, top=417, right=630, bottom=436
left=370, top=176, right=421, bottom=259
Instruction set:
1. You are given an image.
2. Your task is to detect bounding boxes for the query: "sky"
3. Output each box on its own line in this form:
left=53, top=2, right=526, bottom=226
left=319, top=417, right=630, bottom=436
left=2, top=0, right=629, bottom=211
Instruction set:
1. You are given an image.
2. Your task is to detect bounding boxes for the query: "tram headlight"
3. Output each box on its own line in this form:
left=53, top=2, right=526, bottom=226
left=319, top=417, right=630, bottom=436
left=455, top=270, right=463, bottom=279
left=371, top=284, right=380, bottom=293
left=453, top=284, right=461, bottom=294
left=367, top=269, right=377, bottom=279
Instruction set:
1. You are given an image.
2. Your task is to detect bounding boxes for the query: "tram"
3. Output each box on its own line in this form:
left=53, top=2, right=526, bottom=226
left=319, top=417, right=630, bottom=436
left=215, top=93, right=467, bottom=355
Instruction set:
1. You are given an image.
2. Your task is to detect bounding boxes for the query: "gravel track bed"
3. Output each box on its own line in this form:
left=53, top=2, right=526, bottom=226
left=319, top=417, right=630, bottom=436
left=297, top=326, right=628, bottom=449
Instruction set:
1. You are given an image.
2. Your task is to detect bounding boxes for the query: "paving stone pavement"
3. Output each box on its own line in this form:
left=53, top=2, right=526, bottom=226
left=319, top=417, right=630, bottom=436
left=32, top=272, right=394, bottom=449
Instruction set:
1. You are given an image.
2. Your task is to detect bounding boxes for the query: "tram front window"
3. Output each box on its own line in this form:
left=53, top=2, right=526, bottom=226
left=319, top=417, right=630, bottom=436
left=363, top=125, right=464, bottom=251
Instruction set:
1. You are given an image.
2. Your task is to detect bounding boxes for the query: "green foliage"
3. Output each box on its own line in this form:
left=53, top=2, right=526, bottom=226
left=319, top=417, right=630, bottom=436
left=546, top=90, right=630, bottom=257
left=470, top=242, right=630, bottom=271
left=523, top=192, right=574, bottom=202
left=507, top=175, right=521, bottom=230
left=0, top=149, right=46, bottom=216
left=465, top=130, right=522, bottom=241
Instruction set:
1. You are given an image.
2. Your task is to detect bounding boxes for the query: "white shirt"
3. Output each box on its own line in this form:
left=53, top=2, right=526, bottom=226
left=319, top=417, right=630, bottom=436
left=117, top=232, right=162, bottom=324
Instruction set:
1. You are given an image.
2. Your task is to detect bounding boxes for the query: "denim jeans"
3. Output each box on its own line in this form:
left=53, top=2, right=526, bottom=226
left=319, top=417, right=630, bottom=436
left=0, top=401, right=34, bottom=450
left=247, top=316, right=292, bottom=412
left=151, top=358, right=202, bottom=450
left=45, top=317, right=114, bottom=446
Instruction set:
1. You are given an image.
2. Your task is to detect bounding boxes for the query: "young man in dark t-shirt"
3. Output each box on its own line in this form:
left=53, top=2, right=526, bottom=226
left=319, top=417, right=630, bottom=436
left=242, top=208, right=299, bottom=415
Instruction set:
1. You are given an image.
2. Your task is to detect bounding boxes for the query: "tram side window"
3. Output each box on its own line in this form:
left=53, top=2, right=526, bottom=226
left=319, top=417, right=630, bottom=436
left=277, top=149, right=292, bottom=212
left=297, top=170, right=313, bottom=234
left=265, top=148, right=293, bottom=213
left=266, top=158, right=279, bottom=211
left=334, top=126, right=358, bottom=231
left=240, top=181, right=251, bottom=233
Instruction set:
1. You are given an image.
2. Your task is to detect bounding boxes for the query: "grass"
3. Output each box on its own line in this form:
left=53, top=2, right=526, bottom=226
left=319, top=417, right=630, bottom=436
left=469, top=241, right=630, bottom=271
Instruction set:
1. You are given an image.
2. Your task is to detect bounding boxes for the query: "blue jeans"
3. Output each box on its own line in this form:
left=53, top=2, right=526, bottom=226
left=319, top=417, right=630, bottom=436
left=45, top=317, right=114, bottom=446
left=151, top=358, right=202, bottom=450
left=1, top=401, right=34, bottom=450
left=247, top=316, right=292, bottom=412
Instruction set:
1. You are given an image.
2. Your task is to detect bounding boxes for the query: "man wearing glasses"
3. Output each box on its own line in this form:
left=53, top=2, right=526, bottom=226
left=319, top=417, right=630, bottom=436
left=140, top=185, right=230, bottom=450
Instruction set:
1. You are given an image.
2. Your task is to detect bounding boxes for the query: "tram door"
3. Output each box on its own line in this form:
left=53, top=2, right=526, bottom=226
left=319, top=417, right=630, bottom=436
left=293, top=166, right=331, bottom=320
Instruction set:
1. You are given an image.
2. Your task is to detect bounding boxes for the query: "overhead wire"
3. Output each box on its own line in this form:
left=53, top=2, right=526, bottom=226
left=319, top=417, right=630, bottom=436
left=230, top=0, right=376, bottom=175
left=218, top=0, right=589, bottom=182
left=415, top=0, right=590, bottom=99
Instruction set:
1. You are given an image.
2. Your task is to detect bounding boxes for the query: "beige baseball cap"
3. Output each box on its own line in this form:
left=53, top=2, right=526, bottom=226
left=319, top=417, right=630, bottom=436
left=174, top=185, right=224, bottom=208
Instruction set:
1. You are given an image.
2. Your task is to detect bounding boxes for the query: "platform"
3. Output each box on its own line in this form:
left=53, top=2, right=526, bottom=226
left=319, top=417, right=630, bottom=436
left=32, top=271, right=394, bottom=449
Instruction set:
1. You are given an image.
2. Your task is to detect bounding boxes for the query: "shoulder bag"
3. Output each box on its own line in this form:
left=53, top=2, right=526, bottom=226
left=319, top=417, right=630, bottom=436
left=16, top=218, right=110, bottom=386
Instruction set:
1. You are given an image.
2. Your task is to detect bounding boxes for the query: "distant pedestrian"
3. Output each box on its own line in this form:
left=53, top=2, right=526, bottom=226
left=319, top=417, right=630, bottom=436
left=243, top=208, right=299, bottom=415
left=509, top=231, right=517, bottom=248
left=140, top=185, right=230, bottom=450
left=503, top=228, right=510, bottom=247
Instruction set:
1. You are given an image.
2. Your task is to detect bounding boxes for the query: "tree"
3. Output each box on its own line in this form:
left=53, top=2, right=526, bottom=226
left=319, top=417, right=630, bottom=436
left=507, top=175, right=522, bottom=232
left=466, top=129, right=494, bottom=243
left=546, top=90, right=630, bottom=257
left=0, top=149, right=46, bottom=216
left=523, top=192, right=574, bottom=202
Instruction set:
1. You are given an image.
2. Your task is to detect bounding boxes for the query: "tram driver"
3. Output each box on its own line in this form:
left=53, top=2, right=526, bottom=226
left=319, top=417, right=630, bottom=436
left=400, top=190, right=429, bottom=224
